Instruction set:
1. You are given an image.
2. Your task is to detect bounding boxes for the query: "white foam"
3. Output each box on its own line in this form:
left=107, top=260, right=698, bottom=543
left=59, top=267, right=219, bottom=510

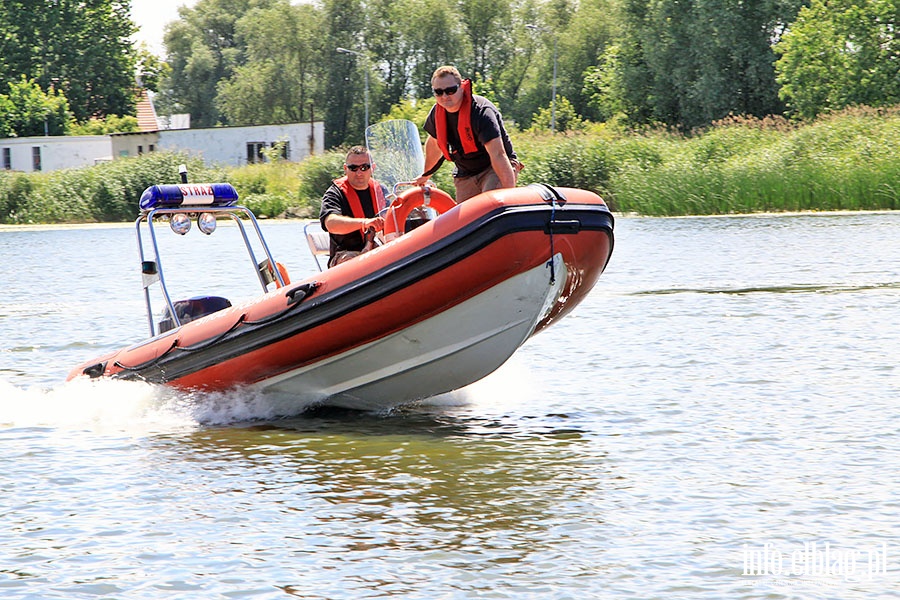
left=0, top=378, right=194, bottom=435
left=0, top=353, right=548, bottom=434
left=420, top=355, right=545, bottom=411
left=0, top=377, right=315, bottom=435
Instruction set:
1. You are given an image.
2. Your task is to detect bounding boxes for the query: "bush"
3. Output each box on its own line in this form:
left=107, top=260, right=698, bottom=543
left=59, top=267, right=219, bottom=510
left=228, top=159, right=306, bottom=217
left=296, top=151, right=345, bottom=210
left=3, top=107, right=899, bottom=223
left=241, top=193, right=292, bottom=219
left=0, top=151, right=218, bottom=224
left=0, top=172, right=34, bottom=223
left=516, top=133, right=613, bottom=197
left=610, top=107, right=900, bottom=215
left=68, top=115, right=140, bottom=135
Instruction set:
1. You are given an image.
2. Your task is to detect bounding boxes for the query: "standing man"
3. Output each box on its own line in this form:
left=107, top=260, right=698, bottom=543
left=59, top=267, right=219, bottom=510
left=415, top=65, right=521, bottom=202
left=319, top=146, right=387, bottom=267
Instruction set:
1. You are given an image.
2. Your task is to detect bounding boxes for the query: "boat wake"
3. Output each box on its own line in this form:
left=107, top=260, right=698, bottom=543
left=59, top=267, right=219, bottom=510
left=420, top=355, right=542, bottom=411
left=0, top=353, right=545, bottom=436
left=632, top=281, right=900, bottom=296
left=0, top=377, right=321, bottom=435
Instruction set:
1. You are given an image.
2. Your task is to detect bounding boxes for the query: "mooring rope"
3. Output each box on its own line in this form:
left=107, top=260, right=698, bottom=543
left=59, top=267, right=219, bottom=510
left=546, top=198, right=557, bottom=286
left=526, top=183, right=565, bottom=287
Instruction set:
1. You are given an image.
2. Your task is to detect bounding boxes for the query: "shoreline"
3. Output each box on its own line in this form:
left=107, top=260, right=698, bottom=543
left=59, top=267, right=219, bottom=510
left=7, top=209, right=898, bottom=233
left=0, top=218, right=307, bottom=233
left=627, top=209, right=898, bottom=219
left=2, top=209, right=896, bottom=232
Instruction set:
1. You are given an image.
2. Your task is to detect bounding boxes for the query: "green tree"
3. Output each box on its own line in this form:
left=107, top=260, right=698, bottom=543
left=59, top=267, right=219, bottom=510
left=161, top=0, right=599, bottom=145
left=513, top=0, right=616, bottom=127
left=217, top=1, right=326, bottom=125
left=136, top=45, right=169, bottom=93
left=775, top=0, right=900, bottom=120
left=68, top=114, right=140, bottom=135
left=552, top=0, right=615, bottom=120
left=0, top=77, right=73, bottom=137
left=320, top=0, right=367, bottom=146
left=364, top=0, right=462, bottom=113
left=162, top=0, right=278, bottom=127
left=611, top=0, right=804, bottom=129
left=0, top=0, right=138, bottom=122
left=396, top=0, right=467, bottom=100
left=584, top=43, right=627, bottom=121
left=0, top=96, right=14, bottom=137
left=458, top=0, right=514, bottom=80
left=609, top=0, right=655, bottom=124
left=489, top=0, right=543, bottom=127
left=365, top=0, right=415, bottom=114
left=528, top=95, right=587, bottom=132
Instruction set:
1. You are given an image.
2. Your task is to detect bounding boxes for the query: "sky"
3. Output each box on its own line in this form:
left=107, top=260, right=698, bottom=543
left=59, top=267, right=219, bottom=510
left=131, top=0, right=197, bottom=54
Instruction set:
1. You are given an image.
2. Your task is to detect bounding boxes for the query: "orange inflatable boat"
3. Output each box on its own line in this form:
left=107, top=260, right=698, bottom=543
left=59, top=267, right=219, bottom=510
left=68, top=121, right=614, bottom=411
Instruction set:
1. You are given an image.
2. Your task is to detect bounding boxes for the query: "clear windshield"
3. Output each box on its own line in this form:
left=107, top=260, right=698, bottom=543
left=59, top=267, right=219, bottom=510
left=365, top=119, right=425, bottom=196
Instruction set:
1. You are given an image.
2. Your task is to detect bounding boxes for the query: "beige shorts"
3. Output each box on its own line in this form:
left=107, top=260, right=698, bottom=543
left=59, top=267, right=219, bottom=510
left=453, top=167, right=502, bottom=202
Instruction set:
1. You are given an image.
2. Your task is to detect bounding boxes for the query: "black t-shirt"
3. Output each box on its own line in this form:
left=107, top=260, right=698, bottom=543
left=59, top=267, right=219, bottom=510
left=424, top=94, right=517, bottom=178
left=319, top=182, right=383, bottom=257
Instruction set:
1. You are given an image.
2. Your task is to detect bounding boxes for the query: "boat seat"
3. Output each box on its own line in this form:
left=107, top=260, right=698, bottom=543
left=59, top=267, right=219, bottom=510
left=304, top=220, right=331, bottom=271
left=158, top=295, right=232, bottom=333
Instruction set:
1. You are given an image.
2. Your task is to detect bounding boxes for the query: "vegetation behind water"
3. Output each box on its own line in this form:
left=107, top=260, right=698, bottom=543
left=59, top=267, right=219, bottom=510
left=1, top=106, right=898, bottom=225
left=483, top=106, right=900, bottom=215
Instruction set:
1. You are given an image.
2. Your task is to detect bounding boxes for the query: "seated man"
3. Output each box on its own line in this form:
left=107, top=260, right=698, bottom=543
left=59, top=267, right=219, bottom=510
left=319, top=146, right=388, bottom=267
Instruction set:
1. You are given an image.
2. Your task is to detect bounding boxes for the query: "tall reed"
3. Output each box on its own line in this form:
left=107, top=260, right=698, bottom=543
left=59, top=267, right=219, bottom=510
left=604, top=108, right=900, bottom=215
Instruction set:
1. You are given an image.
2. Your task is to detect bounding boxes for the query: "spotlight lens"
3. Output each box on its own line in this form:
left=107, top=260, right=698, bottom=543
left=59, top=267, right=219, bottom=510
left=198, top=212, right=217, bottom=235
left=170, top=213, right=191, bottom=235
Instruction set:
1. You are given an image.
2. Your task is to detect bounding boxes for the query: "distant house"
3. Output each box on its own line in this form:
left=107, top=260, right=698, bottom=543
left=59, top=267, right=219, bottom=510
left=0, top=91, right=325, bottom=173
left=1, top=135, right=113, bottom=172
left=155, top=123, right=324, bottom=166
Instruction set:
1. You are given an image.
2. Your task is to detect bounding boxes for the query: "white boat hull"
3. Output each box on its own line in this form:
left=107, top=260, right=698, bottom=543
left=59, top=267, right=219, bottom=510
left=258, top=256, right=567, bottom=410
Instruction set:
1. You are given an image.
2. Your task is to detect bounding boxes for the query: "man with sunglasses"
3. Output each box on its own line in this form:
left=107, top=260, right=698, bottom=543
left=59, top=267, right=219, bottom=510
left=415, top=65, right=521, bottom=202
left=319, top=146, right=388, bottom=267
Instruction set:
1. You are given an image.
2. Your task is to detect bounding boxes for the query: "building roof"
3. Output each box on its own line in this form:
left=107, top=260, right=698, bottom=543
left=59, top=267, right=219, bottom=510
left=135, top=89, right=159, bottom=132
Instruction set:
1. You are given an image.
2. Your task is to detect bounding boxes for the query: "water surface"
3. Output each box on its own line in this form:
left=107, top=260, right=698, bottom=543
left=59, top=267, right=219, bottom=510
left=1, top=213, right=898, bottom=598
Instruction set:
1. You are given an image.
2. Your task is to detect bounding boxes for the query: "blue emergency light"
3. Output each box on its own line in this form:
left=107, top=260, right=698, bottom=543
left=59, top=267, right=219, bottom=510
left=140, top=183, right=239, bottom=211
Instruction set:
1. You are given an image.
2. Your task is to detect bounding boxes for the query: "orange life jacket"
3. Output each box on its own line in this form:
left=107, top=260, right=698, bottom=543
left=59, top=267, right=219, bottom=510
left=334, top=177, right=385, bottom=218
left=434, top=79, right=479, bottom=160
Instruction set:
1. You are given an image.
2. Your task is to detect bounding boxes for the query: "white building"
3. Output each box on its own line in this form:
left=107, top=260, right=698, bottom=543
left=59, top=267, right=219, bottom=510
left=1, top=135, right=113, bottom=172
left=156, top=122, right=324, bottom=166
left=1, top=89, right=325, bottom=173
left=1, top=123, right=324, bottom=173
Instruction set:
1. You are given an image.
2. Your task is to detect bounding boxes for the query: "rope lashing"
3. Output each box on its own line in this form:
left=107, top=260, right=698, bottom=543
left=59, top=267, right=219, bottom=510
left=546, top=198, right=557, bottom=285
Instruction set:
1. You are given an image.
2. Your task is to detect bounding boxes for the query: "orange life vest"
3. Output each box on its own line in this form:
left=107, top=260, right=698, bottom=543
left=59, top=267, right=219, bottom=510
left=334, top=177, right=385, bottom=218
left=434, top=79, right=479, bottom=160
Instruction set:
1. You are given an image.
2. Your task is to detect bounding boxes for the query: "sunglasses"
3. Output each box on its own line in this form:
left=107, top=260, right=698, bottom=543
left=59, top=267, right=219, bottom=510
left=345, top=163, right=371, bottom=172
left=432, top=84, right=460, bottom=97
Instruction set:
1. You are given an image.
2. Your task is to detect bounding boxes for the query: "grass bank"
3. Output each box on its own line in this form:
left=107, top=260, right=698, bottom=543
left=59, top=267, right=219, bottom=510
left=516, top=106, right=900, bottom=215
left=1, top=106, right=898, bottom=224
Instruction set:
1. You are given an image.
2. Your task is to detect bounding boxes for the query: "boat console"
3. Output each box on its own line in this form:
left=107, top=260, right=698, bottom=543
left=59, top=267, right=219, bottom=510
left=158, top=295, right=232, bottom=334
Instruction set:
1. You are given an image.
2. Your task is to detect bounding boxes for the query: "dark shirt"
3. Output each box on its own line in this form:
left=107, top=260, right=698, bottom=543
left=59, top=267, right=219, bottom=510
left=424, top=94, right=517, bottom=178
left=319, top=182, right=385, bottom=258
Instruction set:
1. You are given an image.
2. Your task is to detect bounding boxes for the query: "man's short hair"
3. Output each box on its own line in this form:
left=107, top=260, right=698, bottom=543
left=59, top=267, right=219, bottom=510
left=431, top=65, right=462, bottom=84
left=346, top=145, right=369, bottom=161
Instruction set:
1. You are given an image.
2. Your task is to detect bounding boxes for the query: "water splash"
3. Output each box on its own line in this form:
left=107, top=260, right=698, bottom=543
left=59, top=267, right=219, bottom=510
left=0, top=352, right=548, bottom=435
left=0, top=377, right=319, bottom=435
left=0, top=378, right=191, bottom=435
left=420, top=354, right=545, bottom=412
